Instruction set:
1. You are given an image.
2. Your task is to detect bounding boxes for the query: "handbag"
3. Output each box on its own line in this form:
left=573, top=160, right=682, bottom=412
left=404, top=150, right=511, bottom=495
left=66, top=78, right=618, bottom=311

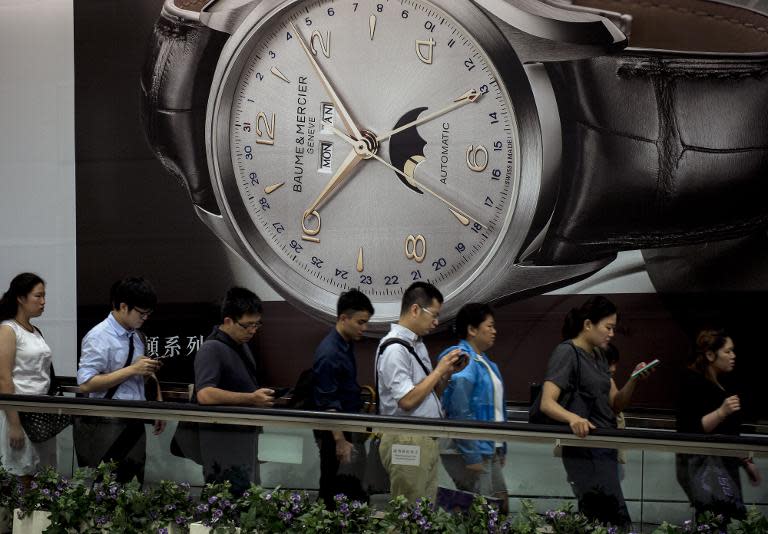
left=529, top=343, right=594, bottom=425
left=682, top=454, right=746, bottom=518
left=19, top=361, right=72, bottom=443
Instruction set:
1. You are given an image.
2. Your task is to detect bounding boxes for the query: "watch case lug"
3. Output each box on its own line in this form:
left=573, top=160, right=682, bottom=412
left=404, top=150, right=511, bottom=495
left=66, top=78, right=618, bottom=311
left=493, top=258, right=616, bottom=302
left=475, top=0, right=627, bottom=62
left=194, top=204, right=254, bottom=264
left=200, top=0, right=263, bottom=34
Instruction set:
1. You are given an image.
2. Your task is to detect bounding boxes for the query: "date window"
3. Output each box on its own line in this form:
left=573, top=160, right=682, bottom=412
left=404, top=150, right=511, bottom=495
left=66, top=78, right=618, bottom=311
left=321, top=102, right=334, bottom=132
left=319, top=141, right=333, bottom=173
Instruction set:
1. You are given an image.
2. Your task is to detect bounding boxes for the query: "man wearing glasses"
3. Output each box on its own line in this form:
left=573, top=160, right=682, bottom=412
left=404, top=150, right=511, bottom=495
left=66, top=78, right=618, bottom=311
left=76, top=276, right=164, bottom=484
left=194, top=286, right=274, bottom=495
left=376, top=282, right=465, bottom=503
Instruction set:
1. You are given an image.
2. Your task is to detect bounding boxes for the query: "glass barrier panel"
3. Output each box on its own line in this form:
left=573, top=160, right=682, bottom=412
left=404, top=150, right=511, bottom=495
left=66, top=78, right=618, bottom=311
left=1, top=395, right=766, bottom=534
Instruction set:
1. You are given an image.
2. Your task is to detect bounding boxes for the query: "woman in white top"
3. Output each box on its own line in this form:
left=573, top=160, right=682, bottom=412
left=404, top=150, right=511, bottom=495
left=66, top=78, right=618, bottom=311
left=0, top=273, right=56, bottom=478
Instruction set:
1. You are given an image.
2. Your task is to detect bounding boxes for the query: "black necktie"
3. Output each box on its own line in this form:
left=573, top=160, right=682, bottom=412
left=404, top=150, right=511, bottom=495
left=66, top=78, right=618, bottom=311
left=127, top=332, right=135, bottom=363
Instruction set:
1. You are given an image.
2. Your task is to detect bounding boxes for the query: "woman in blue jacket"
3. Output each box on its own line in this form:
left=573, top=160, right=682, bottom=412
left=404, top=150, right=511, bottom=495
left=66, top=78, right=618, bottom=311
left=439, top=303, right=507, bottom=512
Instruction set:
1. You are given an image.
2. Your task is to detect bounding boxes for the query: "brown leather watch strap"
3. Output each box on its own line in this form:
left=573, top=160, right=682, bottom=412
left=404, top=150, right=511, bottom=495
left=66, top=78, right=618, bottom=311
left=140, top=3, right=228, bottom=214
left=538, top=0, right=768, bottom=264
left=173, top=0, right=209, bottom=12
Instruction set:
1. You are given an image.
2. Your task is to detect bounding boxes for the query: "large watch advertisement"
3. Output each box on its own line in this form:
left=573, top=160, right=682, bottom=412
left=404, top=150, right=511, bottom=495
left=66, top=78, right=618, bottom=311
left=18, top=0, right=767, bottom=416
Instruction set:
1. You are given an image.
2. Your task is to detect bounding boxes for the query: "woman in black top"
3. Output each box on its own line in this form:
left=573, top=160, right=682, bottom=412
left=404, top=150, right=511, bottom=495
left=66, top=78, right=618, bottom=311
left=676, top=329, right=762, bottom=519
left=540, top=296, right=653, bottom=529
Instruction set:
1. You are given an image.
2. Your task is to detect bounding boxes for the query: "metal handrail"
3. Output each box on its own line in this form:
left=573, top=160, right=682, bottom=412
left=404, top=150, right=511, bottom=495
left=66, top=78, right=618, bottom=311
left=1, top=394, right=766, bottom=459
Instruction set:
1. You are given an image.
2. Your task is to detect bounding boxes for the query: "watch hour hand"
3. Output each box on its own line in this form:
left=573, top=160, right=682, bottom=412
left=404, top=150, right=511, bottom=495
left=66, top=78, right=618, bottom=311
left=303, top=147, right=365, bottom=217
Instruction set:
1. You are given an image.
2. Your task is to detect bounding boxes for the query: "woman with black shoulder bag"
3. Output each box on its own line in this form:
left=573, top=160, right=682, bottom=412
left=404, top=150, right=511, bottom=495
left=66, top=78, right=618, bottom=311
left=0, top=273, right=58, bottom=482
left=537, top=296, right=654, bottom=530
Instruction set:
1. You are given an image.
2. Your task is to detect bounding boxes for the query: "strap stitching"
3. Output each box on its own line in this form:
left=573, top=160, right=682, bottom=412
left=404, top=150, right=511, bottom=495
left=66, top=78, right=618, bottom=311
left=595, top=0, right=768, bottom=36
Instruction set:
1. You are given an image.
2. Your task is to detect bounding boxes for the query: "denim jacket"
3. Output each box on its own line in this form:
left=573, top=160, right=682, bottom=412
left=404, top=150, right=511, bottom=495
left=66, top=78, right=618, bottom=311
left=438, top=340, right=507, bottom=465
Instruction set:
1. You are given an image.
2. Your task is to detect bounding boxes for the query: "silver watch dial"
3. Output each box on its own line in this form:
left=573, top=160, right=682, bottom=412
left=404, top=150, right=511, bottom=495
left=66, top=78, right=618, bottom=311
left=213, top=0, right=521, bottom=325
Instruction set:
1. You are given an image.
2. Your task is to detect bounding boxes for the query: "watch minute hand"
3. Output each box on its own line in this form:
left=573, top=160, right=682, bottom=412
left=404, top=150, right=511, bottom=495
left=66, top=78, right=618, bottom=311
left=289, top=22, right=363, bottom=141
left=375, top=89, right=480, bottom=143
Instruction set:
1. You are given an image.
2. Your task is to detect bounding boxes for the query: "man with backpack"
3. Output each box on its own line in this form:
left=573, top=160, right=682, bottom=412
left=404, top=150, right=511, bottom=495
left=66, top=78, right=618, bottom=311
left=376, top=282, right=465, bottom=503
left=312, top=289, right=374, bottom=508
left=194, top=287, right=275, bottom=495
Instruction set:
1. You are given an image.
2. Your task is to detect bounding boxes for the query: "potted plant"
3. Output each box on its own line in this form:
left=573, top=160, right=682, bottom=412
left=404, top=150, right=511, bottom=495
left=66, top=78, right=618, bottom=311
left=295, top=493, right=376, bottom=533
left=148, top=480, right=194, bottom=534
left=0, top=463, right=17, bottom=533
left=12, top=466, right=59, bottom=534
left=190, top=482, right=240, bottom=533
left=238, top=486, right=311, bottom=533
left=42, top=468, right=101, bottom=534
left=379, top=496, right=455, bottom=533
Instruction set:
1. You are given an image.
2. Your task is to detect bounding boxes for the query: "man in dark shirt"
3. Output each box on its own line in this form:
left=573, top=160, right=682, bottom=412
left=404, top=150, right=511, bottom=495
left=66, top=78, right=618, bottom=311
left=194, top=287, right=274, bottom=495
left=312, top=289, right=374, bottom=508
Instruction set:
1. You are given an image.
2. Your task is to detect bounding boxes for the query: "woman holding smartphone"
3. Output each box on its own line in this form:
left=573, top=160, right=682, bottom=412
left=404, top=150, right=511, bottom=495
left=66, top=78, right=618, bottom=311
left=539, top=296, right=652, bottom=529
left=676, top=329, right=761, bottom=520
left=439, top=303, right=508, bottom=513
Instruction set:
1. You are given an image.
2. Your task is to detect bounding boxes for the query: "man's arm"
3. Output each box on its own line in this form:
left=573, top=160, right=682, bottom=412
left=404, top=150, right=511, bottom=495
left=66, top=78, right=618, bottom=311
left=77, top=335, right=159, bottom=393
left=396, top=349, right=462, bottom=412
left=197, top=386, right=274, bottom=407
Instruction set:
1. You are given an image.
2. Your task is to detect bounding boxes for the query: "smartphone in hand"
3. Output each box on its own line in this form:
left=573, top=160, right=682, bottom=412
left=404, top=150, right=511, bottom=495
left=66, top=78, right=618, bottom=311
left=454, top=352, right=469, bottom=368
left=631, top=358, right=660, bottom=379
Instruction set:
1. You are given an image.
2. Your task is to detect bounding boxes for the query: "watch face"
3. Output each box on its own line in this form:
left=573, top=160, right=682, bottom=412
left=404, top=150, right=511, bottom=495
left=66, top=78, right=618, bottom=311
left=210, top=0, right=535, bottom=328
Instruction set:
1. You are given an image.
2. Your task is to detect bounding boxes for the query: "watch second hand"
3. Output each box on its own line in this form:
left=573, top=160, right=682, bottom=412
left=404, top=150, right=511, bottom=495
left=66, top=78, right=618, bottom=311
left=289, top=21, right=363, bottom=141
left=375, top=89, right=480, bottom=143
left=371, top=152, right=484, bottom=228
left=326, top=127, right=485, bottom=228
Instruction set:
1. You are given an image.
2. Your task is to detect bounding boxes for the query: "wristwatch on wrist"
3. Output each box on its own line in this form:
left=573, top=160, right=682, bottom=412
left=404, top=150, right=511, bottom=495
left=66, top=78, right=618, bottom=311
left=141, top=0, right=768, bottom=330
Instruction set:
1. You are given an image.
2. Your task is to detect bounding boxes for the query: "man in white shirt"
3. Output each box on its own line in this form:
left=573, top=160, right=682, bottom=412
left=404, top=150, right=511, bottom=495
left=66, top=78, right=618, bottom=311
left=376, top=282, right=464, bottom=502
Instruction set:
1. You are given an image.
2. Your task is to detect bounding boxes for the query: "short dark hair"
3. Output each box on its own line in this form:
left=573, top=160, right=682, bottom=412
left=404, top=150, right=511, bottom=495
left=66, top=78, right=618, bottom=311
left=454, top=302, right=494, bottom=340
left=110, top=277, right=157, bottom=311
left=561, top=296, right=617, bottom=340
left=337, top=289, right=374, bottom=318
left=0, top=273, right=45, bottom=321
left=400, top=282, right=443, bottom=316
left=221, top=287, right=262, bottom=322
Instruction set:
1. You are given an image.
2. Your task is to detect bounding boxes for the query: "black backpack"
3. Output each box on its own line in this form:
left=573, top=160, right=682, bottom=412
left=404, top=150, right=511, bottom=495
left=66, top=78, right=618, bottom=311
left=286, top=368, right=317, bottom=409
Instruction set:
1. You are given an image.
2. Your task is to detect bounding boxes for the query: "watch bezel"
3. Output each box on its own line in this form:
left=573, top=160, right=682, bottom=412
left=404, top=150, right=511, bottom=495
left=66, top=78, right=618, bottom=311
left=206, top=0, right=545, bottom=331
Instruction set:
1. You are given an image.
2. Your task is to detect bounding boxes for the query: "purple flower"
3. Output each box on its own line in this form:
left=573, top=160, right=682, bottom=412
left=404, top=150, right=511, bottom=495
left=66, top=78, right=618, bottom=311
left=95, top=516, right=109, bottom=527
left=30, top=482, right=38, bottom=490
left=53, top=491, right=60, bottom=498
left=165, top=504, right=176, bottom=511
left=399, top=512, right=408, bottom=520
left=196, top=503, right=209, bottom=513
left=208, top=495, right=219, bottom=504
left=175, top=516, right=187, bottom=525
left=41, top=489, right=50, bottom=496
left=158, top=528, right=169, bottom=534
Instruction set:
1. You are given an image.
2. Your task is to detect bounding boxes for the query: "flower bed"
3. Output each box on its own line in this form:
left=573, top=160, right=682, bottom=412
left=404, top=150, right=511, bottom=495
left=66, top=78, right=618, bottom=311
left=0, top=463, right=765, bottom=533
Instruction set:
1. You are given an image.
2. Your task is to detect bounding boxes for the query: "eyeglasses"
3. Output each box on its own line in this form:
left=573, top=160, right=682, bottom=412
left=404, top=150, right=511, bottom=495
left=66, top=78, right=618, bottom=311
left=420, top=306, right=439, bottom=320
left=236, top=320, right=263, bottom=331
left=134, top=307, right=153, bottom=319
